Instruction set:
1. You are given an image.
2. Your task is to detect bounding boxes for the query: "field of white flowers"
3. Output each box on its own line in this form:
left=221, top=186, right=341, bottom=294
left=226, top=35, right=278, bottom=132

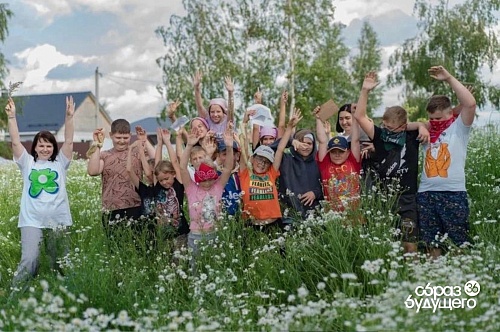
left=0, top=128, right=499, bottom=331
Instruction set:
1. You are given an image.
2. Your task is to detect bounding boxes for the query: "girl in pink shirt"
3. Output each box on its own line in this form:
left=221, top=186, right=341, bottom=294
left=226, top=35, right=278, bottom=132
left=179, top=124, right=234, bottom=258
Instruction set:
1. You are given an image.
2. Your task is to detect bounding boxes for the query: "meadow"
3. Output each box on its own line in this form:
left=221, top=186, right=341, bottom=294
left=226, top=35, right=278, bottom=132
left=0, top=127, right=499, bottom=331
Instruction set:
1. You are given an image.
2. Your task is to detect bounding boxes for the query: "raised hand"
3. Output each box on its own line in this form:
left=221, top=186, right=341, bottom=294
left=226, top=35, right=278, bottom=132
left=201, top=135, right=216, bottom=156
left=323, top=120, right=331, bottom=135
left=428, top=66, right=452, bottom=81
left=4, top=97, right=15, bottom=118
left=362, top=72, right=380, bottom=91
left=243, top=109, right=256, bottom=124
left=66, top=95, right=75, bottom=117
left=167, top=100, right=181, bottom=117
left=193, top=70, right=203, bottom=88
left=93, top=128, right=105, bottom=143
left=280, top=90, right=288, bottom=105
left=161, top=128, right=171, bottom=143
left=187, top=128, right=201, bottom=146
left=288, top=108, right=303, bottom=128
left=312, top=106, right=321, bottom=119
left=135, top=126, right=147, bottom=141
left=224, top=76, right=234, bottom=93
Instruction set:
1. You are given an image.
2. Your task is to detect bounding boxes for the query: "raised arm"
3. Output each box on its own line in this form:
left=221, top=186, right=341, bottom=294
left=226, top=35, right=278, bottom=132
left=127, top=141, right=141, bottom=189
left=135, top=125, right=154, bottom=159
left=4, top=98, right=25, bottom=160
left=238, top=121, right=251, bottom=172
left=87, top=128, right=105, bottom=176
left=429, top=66, right=476, bottom=126
left=218, top=123, right=235, bottom=186
left=277, top=90, right=288, bottom=138
left=60, top=96, right=75, bottom=160
left=350, top=114, right=361, bottom=163
left=193, top=70, right=208, bottom=119
left=167, top=99, right=181, bottom=123
left=179, top=129, right=201, bottom=187
left=353, top=72, right=379, bottom=140
left=274, top=108, right=302, bottom=171
left=225, top=76, right=234, bottom=123
left=161, top=128, right=182, bottom=183
left=314, top=106, right=328, bottom=162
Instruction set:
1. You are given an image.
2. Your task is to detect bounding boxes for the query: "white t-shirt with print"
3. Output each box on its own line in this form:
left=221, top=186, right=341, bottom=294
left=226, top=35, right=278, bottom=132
left=15, top=150, right=72, bottom=229
left=418, top=114, right=470, bottom=192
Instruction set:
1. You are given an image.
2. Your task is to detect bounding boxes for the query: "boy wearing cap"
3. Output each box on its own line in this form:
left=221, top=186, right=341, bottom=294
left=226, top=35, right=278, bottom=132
left=239, top=109, right=302, bottom=228
left=193, top=71, right=234, bottom=136
left=315, top=105, right=361, bottom=212
left=216, top=139, right=242, bottom=216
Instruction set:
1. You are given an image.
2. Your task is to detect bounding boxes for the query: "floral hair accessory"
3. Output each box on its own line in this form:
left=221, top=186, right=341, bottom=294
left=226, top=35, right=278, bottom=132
left=194, top=163, right=219, bottom=183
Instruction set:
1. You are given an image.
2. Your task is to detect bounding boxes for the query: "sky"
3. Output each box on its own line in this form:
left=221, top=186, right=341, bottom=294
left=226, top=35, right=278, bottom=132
left=2, top=0, right=500, bottom=126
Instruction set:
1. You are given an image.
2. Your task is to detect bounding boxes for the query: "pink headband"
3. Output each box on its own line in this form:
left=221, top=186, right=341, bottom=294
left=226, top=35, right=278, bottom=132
left=190, top=117, right=209, bottom=130
left=259, top=126, right=277, bottom=139
left=194, top=163, right=219, bottom=183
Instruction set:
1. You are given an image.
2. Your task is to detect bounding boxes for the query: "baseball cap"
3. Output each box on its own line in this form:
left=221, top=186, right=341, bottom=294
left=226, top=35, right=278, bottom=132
left=253, top=145, right=275, bottom=163
left=327, top=136, right=349, bottom=152
left=217, top=139, right=240, bottom=152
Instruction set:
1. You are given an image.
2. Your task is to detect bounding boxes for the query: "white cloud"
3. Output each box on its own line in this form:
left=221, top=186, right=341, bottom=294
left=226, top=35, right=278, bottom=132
left=333, top=0, right=415, bottom=25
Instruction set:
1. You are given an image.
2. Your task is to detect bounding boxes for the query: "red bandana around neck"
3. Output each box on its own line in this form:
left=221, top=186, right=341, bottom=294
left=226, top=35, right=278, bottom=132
left=429, top=114, right=457, bottom=143
left=194, top=163, right=219, bottom=183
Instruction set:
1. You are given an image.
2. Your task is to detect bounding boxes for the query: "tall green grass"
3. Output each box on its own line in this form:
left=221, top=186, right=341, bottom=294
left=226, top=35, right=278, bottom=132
left=0, top=127, right=499, bottom=331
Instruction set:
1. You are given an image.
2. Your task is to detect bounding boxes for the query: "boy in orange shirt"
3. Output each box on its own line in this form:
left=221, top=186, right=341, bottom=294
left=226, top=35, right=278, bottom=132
left=239, top=109, right=302, bottom=229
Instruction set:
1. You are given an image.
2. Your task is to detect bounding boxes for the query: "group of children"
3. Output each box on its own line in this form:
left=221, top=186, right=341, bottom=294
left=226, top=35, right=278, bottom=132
left=6, top=65, right=476, bottom=289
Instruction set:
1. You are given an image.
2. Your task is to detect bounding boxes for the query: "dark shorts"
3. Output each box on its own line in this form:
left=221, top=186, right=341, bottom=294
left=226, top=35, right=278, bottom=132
left=396, top=193, right=419, bottom=243
left=417, top=191, right=470, bottom=248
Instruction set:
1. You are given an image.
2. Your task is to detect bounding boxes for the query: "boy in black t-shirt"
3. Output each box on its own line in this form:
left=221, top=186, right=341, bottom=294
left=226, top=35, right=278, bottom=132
left=353, top=72, right=430, bottom=255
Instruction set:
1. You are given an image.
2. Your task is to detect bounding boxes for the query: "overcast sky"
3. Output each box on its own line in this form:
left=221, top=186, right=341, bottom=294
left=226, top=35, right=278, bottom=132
left=2, top=0, right=499, bottom=126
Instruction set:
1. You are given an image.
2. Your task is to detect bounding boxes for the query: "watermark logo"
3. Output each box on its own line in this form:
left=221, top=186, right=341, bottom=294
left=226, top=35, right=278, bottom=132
left=405, top=280, right=480, bottom=313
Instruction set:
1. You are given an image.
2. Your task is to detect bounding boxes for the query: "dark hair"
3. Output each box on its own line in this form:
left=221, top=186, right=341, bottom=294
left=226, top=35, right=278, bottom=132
left=426, top=95, right=452, bottom=114
left=31, top=131, right=58, bottom=162
left=111, top=119, right=131, bottom=134
left=336, top=103, right=352, bottom=133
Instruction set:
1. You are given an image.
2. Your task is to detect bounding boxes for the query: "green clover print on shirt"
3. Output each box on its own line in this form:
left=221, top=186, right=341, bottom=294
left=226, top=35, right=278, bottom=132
left=29, top=168, right=60, bottom=198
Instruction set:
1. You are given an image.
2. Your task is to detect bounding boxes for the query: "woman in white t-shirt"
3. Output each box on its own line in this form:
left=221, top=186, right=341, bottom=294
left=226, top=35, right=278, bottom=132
left=5, top=96, right=75, bottom=287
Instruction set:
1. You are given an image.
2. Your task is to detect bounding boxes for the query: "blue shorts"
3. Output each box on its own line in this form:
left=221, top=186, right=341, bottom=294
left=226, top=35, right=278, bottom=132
left=417, top=191, right=470, bottom=248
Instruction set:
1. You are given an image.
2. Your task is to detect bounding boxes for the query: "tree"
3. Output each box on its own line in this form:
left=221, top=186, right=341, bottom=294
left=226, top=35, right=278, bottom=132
left=388, top=0, right=500, bottom=120
left=0, top=3, right=13, bottom=131
left=155, top=0, right=241, bottom=118
left=0, top=3, right=13, bottom=88
left=155, top=0, right=355, bottom=129
left=350, top=21, right=383, bottom=117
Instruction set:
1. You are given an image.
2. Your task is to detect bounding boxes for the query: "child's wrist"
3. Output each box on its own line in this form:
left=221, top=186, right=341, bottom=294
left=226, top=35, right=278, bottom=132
left=92, top=141, right=103, bottom=148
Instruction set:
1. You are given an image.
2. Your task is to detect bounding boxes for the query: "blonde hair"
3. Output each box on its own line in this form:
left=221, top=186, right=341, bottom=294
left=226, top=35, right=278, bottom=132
left=196, top=158, right=216, bottom=170
left=382, top=106, right=407, bottom=125
left=190, top=145, right=206, bottom=159
left=155, top=160, right=175, bottom=176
